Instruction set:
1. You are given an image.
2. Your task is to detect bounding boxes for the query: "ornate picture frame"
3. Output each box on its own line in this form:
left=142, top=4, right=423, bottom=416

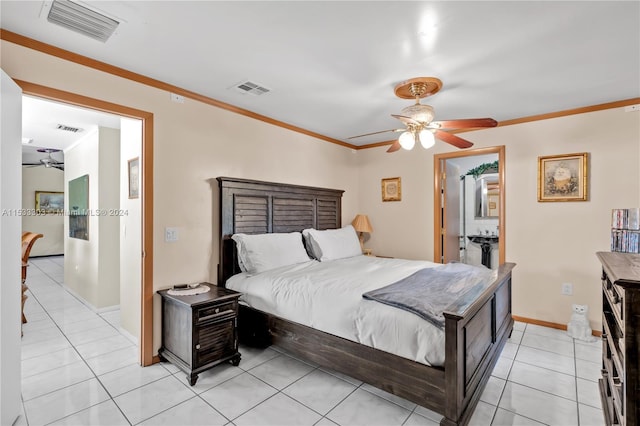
left=538, top=152, right=588, bottom=202
left=381, top=177, right=401, bottom=202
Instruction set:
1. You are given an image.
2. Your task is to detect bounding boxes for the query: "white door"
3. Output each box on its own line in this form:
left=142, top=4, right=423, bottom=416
left=0, top=69, right=23, bottom=425
left=442, top=160, right=461, bottom=263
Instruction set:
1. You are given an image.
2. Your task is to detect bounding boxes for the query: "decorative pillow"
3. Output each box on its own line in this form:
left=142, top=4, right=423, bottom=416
left=231, top=232, right=310, bottom=274
left=302, top=225, right=362, bottom=261
left=301, top=228, right=322, bottom=259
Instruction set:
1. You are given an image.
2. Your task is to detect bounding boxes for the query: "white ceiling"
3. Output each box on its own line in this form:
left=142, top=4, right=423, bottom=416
left=21, top=95, right=121, bottom=165
left=3, top=1, right=639, bottom=152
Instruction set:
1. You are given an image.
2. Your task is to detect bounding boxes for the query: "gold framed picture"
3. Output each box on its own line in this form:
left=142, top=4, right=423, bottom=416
left=538, top=152, right=588, bottom=202
left=381, top=177, right=401, bottom=202
left=128, top=157, right=140, bottom=199
left=35, top=191, right=64, bottom=213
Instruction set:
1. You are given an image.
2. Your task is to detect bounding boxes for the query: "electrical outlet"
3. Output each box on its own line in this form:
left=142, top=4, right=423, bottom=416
left=561, top=282, right=573, bottom=295
left=165, top=227, right=178, bottom=242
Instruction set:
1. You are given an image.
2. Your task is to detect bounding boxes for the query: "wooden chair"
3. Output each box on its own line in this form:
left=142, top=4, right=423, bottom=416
left=21, top=232, right=43, bottom=325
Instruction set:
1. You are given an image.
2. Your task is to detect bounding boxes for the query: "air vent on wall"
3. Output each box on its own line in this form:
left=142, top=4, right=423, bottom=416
left=56, top=124, right=83, bottom=133
left=231, top=80, right=271, bottom=96
left=47, top=0, right=119, bottom=42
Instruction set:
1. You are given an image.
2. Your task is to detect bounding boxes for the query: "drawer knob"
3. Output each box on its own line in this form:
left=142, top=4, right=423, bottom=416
left=215, top=308, right=220, bottom=313
left=195, top=344, right=201, bottom=350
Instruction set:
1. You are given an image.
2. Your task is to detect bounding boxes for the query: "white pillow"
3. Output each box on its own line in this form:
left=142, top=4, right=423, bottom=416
left=232, top=232, right=310, bottom=274
left=302, top=225, right=362, bottom=261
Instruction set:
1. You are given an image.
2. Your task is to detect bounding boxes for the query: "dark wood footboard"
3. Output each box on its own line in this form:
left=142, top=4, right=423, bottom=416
left=237, top=263, right=515, bottom=426
left=442, top=262, right=514, bottom=426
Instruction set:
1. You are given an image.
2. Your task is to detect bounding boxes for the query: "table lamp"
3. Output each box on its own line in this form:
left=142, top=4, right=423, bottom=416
left=351, top=214, right=373, bottom=253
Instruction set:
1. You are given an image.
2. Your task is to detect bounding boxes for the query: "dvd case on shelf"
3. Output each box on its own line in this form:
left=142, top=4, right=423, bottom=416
left=611, top=208, right=640, bottom=253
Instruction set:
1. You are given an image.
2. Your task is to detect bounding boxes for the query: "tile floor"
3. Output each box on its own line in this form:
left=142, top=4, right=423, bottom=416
left=17, top=256, right=605, bottom=426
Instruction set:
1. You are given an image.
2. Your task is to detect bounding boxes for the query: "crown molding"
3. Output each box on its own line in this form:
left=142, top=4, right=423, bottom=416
left=2, top=29, right=637, bottom=152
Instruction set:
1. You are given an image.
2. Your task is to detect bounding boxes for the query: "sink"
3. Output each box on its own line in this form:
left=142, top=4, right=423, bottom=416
left=467, top=235, right=499, bottom=268
left=467, top=235, right=499, bottom=245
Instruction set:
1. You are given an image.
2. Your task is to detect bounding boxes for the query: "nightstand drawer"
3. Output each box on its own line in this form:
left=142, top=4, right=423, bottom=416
left=196, top=319, right=236, bottom=365
left=197, top=300, right=238, bottom=323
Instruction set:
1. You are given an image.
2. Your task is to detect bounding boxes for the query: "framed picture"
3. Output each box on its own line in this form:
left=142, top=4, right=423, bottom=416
left=381, top=177, right=402, bottom=202
left=538, top=152, right=588, bottom=202
left=128, top=157, right=140, bottom=199
left=35, top=191, right=64, bottom=213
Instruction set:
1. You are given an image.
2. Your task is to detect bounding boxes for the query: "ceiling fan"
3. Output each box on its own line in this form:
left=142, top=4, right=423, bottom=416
left=23, top=148, right=65, bottom=171
left=349, top=77, right=498, bottom=153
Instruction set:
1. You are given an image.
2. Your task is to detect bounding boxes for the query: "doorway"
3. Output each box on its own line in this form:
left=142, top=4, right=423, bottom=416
left=16, top=79, right=155, bottom=366
left=433, top=146, right=505, bottom=267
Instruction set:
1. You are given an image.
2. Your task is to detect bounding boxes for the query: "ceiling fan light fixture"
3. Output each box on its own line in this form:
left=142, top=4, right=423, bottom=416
left=419, top=129, right=435, bottom=149
left=399, top=131, right=415, bottom=150
left=400, top=103, right=434, bottom=124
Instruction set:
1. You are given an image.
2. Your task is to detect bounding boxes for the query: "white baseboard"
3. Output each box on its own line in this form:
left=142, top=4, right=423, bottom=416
left=61, top=284, right=119, bottom=314
left=118, top=326, right=139, bottom=345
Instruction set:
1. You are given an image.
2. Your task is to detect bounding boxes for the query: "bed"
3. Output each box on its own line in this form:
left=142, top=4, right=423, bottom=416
left=217, top=177, right=515, bottom=426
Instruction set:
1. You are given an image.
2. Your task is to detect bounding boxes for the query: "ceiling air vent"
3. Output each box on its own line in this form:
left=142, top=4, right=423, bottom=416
left=56, top=124, right=83, bottom=133
left=232, top=80, right=271, bottom=96
left=47, top=0, right=119, bottom=42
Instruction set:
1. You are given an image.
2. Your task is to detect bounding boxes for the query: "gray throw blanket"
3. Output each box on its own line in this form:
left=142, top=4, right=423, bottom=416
left=362, top=263, right=496, bottom=329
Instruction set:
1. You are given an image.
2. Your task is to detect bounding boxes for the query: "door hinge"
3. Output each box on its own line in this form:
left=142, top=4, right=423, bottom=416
left=441, top=228, right=446, bottom=235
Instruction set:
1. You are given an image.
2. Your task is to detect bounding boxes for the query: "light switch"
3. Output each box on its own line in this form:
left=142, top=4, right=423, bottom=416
left=165, top=227, right=178, bottom=242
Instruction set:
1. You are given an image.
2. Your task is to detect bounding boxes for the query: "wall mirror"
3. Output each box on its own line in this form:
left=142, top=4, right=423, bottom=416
left=475, top=173, right=499, bottom=218
left=69, top=174, right=89, bottom=240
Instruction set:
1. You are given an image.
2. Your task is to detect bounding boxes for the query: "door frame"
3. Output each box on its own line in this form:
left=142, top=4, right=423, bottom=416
left=434, top=145, right=505, bottom=266
left=16, top=80, right=155, bottom=366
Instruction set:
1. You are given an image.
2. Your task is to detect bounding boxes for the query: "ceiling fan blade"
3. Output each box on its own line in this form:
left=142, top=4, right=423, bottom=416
left=348, top=128, right=403, bottom=139
left=434, top=130, right=474, bottom=149
left=391, top=114, right=421, bottom=126
left=386, top=140, right=401, bottom=153
left=431, top=118, right=498, bottom=129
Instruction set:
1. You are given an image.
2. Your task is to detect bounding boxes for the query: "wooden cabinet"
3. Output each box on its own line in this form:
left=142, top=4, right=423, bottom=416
left=158, top=284, right=241, bottom=385
left=597, top=252, right=640, bottom=426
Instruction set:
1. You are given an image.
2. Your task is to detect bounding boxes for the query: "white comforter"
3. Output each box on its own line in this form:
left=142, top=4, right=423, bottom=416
left=226, top=255, right=447, bottom=366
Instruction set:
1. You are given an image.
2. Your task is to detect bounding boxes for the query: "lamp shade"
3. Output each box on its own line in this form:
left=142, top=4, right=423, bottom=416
left=398, top=131, right=415, bottom=150
left=419, top=129, right=435, bottom=149
left=351, top=214, right=373, bottom=233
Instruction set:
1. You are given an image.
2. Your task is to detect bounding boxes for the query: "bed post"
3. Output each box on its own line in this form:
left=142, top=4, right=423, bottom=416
left=441, top=262, right=515, bottom=426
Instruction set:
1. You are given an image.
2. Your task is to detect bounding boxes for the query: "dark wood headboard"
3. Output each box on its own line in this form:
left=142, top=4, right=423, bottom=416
left=217, top=177, right=344, bottom=285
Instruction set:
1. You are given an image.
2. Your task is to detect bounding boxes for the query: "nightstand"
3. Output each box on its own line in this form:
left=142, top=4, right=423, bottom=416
left=158, top=284, right=241, bottom=385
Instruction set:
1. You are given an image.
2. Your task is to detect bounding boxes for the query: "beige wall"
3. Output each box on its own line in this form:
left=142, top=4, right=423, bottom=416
left=21, top=166, right=64, bottom=256
left=120, top=118, right=142, bottom=341
left=4, top=39, right=638, bottom=345
left=0, top=41, right=359, bottom=354
left=97, top=127, right=121, bottom=309
left=64, top=132, right=99, bottom=307
left=357, top=108, right=640, bottom=330
left=64, top=127, right=121, bottom=310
